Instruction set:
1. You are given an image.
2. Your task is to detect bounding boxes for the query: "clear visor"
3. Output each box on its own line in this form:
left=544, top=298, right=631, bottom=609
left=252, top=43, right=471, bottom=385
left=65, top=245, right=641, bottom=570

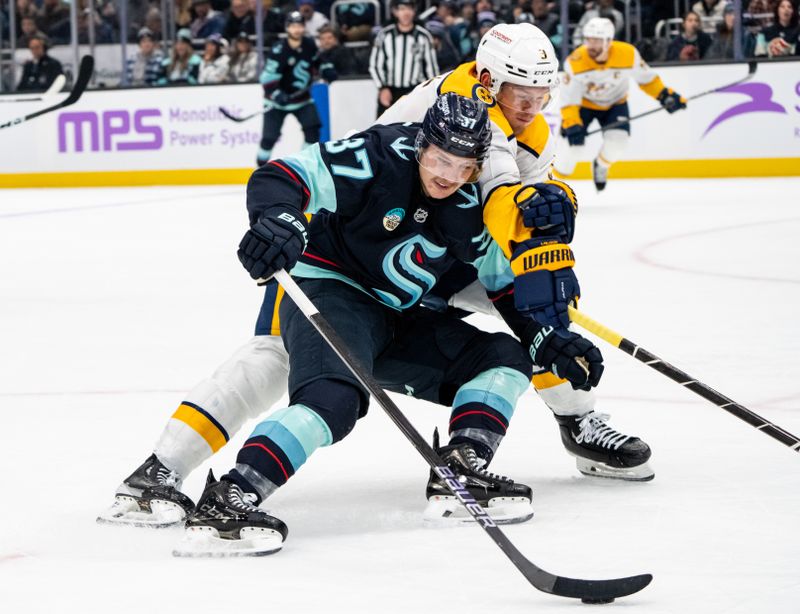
left=495, top=83, right=555, bottom=115
left=417, top=143, right=482, bottom=184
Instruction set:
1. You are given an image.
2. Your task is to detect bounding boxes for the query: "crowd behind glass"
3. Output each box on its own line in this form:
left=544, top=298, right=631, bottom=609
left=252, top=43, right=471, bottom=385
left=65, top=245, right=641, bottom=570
left=1, top=0, right=798, bottom=92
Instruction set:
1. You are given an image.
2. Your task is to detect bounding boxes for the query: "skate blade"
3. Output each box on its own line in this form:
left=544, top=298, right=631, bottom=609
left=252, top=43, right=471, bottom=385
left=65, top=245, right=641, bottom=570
left=575, top=457, right=655, bottom=482
left=423, top=496, right=534, bottom=525
left=172, top=526, right=284, bottom=558
left=96, top=496, right=186, bottom=529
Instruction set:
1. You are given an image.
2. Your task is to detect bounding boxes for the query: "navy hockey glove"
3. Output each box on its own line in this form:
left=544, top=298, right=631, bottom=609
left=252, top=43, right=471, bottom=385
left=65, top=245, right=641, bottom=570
left=524, top=323, right=604, bottom=391
left=562, top=124, right=586, bottom=146
left=657, top=87, right=686, bottom=114
left=511, top=237, right=579, bottom=330
left=517, top=180, right=578, bottom=243
left=237, top=206, right=308, bottom=280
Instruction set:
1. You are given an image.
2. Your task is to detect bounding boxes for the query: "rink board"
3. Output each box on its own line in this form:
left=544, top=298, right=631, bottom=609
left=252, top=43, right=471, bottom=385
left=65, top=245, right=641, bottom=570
left=0, top=60, right=797, bottom=187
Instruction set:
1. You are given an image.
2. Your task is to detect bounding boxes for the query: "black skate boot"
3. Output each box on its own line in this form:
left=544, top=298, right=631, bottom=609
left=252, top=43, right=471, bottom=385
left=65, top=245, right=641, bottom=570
left=173, top=470, right=288, bottom=557
left=555, top=411, right=654, bottom=481
left=592, top=158, right=608, bottom=192
left=425, top=430, right=533, bottom=525
left=97, top=454, right=195, bottom=528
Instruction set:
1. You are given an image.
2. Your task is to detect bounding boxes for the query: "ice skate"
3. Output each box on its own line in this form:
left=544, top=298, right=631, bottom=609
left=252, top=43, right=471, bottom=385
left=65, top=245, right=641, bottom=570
left=555, top=412, right=654, bottom=481
left=173, top=470, right=287, bottom=557
left=425, top=431, right=533, bottom=525
left=592, top=158, right=608, bottom=192
left=97, top=454, right=195, bottom=528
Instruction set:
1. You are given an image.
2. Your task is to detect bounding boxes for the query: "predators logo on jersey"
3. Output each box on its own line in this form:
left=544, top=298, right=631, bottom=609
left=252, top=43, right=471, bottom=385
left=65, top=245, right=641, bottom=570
left=472, top=84, right=496, bottom=107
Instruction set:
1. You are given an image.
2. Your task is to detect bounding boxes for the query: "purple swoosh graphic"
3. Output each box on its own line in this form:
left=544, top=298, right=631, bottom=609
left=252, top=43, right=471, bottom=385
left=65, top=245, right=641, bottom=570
left=702, top=82, right=787, bottom=138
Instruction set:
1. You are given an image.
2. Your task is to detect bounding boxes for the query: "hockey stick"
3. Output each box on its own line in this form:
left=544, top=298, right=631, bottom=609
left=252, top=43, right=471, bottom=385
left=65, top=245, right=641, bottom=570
left=586, top=60, right=757, bottom=136
left=272, top=269, right=652, bottom=603
left=0, top=56, right=93, bottom=131
left=0, top=75, right=66, bottom=104
left=567, top=305, right=800, bottom=452
left=219, top=87, right=314, bottom=122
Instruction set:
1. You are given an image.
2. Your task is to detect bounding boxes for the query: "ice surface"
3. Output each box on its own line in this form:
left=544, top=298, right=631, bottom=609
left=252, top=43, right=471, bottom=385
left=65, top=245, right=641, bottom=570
left=1, top=179, right=799, bottom=613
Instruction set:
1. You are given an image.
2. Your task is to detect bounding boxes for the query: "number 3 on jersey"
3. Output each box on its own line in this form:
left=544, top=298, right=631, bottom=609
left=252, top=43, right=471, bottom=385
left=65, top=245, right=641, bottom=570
left=325, top=138, right=373, bottom=180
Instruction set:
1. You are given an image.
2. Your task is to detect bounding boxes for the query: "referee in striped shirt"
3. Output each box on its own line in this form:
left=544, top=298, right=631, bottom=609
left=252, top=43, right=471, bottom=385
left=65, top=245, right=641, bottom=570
left=369, top=0, right=439, bottom=117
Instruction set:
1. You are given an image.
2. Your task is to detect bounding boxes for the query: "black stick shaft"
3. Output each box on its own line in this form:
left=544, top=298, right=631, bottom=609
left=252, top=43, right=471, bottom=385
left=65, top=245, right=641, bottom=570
left=273, top=270, right=651, bottom=601
left=568, top=306, right=800, bottom=452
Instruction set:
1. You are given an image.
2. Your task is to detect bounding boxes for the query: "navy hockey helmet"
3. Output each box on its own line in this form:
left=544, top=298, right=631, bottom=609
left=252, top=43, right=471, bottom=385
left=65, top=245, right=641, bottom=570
left=415, top=93, right=492, bottom=182
left=286, top=11, right=305, bottom=26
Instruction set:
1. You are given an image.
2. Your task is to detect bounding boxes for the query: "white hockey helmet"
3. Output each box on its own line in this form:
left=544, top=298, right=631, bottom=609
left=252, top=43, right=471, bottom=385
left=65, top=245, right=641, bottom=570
left=582, top=17, right=615, bottom=42
left=475, top=23, right=559, bottom=97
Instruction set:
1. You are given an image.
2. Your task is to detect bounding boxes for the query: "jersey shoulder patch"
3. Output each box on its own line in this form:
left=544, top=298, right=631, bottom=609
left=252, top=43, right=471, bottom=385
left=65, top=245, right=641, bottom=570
left=439, top=62, right=512, bottom=138
left=567, top=47, right=597, bottom=75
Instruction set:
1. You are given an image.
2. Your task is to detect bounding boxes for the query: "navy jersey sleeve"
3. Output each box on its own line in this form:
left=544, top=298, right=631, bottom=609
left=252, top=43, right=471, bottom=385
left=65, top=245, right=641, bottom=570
left=259, top=42, right=283, bottom=96
left=246, top=124, right=417, bottom=222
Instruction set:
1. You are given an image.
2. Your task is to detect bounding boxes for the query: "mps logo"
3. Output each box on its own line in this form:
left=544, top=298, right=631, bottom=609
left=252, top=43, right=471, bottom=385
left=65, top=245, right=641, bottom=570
left=703, top=82, right=787, bottom=138
left=58, top=109, right=163, bottom=153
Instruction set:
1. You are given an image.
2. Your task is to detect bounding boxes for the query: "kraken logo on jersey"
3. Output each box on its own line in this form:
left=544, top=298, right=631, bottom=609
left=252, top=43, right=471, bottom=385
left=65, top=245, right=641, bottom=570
left=292, top=60, right=311, bottom=90
left=373, top=235, right=447, bottom=309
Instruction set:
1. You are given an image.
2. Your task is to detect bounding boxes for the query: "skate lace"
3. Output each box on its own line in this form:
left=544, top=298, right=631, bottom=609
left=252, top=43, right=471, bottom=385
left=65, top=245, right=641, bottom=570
left=575, top=412, right=630, bottom=450
left=226, top=485, right=261, bottom=513
left=464, top=447, right=512, bottom=484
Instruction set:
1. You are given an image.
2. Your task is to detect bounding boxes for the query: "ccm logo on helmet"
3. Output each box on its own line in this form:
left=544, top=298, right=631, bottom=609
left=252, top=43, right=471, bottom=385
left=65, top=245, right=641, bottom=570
left=450, top=136, right=476, bottom=147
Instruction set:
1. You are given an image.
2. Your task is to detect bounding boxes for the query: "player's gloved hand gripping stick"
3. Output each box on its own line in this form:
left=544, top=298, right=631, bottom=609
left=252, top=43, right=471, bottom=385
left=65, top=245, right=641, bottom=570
left=267, top=268, right=652, bottom=604
left=568, top=306, right=800, bottom=453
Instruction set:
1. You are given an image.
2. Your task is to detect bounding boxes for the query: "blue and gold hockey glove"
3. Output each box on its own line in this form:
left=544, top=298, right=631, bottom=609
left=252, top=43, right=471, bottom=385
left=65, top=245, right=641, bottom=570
left=523, top=321, right=604, bottom=391
left=657, top=88, right=686, bottom=114
left=517, top=180, right=578, bottom=244
left=511, top=237, right=579, bottom=330
left=237, top=205, right=308, bottom=280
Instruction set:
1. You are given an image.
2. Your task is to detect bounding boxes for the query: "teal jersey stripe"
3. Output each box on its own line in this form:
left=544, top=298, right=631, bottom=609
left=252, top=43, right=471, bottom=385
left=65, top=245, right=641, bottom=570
left=249, top=404, right=333, bottom=470
left=453, top=367, right=530, bottom=421
left=472, top=234, right=514, bottom=292
left=281, top=146, right=338, bottom=215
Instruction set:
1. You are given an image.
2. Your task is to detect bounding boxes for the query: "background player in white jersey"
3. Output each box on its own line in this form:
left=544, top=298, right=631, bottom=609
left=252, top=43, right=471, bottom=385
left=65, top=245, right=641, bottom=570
left=554, top=17, right=686, bottom=191
left=378, top=22, right=654, bottom=482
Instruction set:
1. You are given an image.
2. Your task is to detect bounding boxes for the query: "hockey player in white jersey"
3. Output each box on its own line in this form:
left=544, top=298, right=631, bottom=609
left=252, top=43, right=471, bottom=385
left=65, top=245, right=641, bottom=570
left=554, top=17, right=686, bottom=191
left=377, top=22, right=654, bottom=482
left=97, top=23, right=652, bottom=531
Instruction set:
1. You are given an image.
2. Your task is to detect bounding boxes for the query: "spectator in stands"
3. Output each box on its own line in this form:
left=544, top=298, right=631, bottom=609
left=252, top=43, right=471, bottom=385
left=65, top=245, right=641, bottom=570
left=297, top=0, right=329, bottom=39
left=17, top=33, right=63, bottom=92
left=126, top=26, right=164, bottom=86
left=37, top=0, right=70, bottom=44
left=158, top=27, right=202, bottom=84
left=228, top=30, right=259, bottom=81
left=707, top=3, right=757, bottom=58
left=15, top=0, right=40, bottom=34
left=145, top=6, right=164, bottom=39
left=747, top=0, right=778, bottom=26
left=76, top=0, right=116, bottom=44
left=17, top=16, right=43, bottom=47
left=477, top=9, right=497, bottom=38
left=667, top=10, right=713, bottom=60
left=199, top=33, right=231, bottom=83
left=574, top=0, right=624, bottom=45
left=334, top=1, right=375, bottom=42
left=190, top=0, right=226, bottom=38
left=426, top=18, right=460, bottom=70
left=451, top=0, right=478, bottom=59
left=317, top=25, right=361, bottom=74
left=369, top=0, right=438, bottom=116
left=176, top=0, right=193, bottom=28
left=694, top=0, right=729, bottom=15
left=531, top=0, right=561, bottom=48
left=754, top=0, right=798, bottom=55
left=433, top=0, right=458, bottom=25
left=223, top=0, right=254, bottom=40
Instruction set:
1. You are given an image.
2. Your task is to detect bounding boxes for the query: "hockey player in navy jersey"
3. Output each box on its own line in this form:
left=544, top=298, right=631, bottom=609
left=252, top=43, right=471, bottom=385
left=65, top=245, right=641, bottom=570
left=256, top=11, right=337, bottom=166
left=168, top=94, right=603, bottom=556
